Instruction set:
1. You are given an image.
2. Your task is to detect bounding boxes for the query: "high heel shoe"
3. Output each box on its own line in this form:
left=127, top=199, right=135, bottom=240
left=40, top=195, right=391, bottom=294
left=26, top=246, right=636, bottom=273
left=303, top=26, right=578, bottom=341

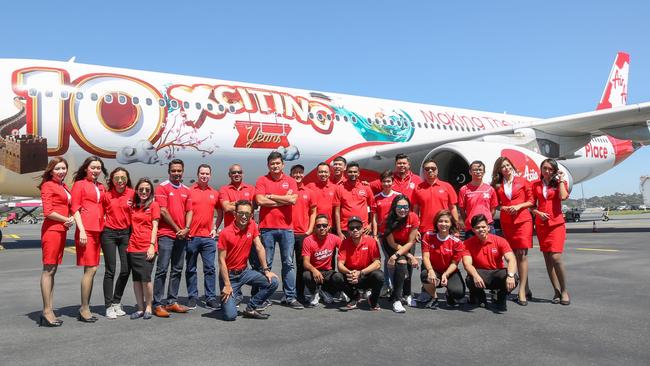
left=39, top=314, right=63, bottom=327
left=77, top=313, right=98, bottom=323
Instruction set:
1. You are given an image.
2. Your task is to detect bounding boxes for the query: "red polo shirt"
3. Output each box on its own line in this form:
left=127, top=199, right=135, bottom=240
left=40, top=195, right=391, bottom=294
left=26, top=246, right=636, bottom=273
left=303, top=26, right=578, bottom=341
left=334, top=180, right=376, bottom=228
left=255, top=173, right=298, bottom=229
left=422, top=232, right=465, bottom=273
left=128, top=202, right=160, bottom=253
left=103, top=188, right=134, bottom=230
left=463, top=234, right=512, bottom=270
left=458, top=182, right=498, bottom=228
left=302, top=233, right=341, bottom=271
left=385, top=212, right=419, bottom=243
left=339, top=235, right=380, bottom=271
left=292, top=184, right=316, bottom=234
left=306, top=180, right=337, bottom=222
left=218, top=221, right=260, bottom=271
left=71, top=179, right=106, bottom=232
left=413, top=179, right=457, bottom=233
left=219, top=182, right=255, bottom=227
left=155, top=180, right=192, bottom=238
left=189, top=184, right=220, bottom=237
left=374, top=191, right=400, bottom=233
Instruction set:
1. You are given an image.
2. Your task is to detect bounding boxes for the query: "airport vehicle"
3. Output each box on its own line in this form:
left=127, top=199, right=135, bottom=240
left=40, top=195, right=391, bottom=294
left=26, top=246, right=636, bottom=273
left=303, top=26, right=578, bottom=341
left=0, top=52, right=648, bottom=200
left=564, top=207, right=610, bottom=222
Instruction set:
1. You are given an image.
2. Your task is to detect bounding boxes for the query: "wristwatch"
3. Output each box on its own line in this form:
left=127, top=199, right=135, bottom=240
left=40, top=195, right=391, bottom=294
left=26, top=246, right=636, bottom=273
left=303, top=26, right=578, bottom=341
left=507, top=272, right=515, bottom=278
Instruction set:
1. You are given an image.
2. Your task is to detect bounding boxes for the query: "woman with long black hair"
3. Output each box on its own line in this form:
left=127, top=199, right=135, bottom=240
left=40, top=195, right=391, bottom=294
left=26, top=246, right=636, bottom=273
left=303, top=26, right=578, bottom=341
left=532, top=158, right=570, bottom=305
left=71, top=156, right=108, bottom=322
left=383, top=194, right=419, bottom=313
left=101, top=167, right=134, bottom=319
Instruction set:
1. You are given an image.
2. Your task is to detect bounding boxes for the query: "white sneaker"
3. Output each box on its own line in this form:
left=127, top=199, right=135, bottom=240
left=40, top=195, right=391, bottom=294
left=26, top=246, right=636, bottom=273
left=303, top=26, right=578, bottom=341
left=405, top=295, right=415, bottom=307
left=319, top=289, right=334, bottom=304
left=309, top=292, right=320, bottom=307
left=392, top=300, right=406, bottom=313
left=340, top=292, right=350, bottom=303
left=112, top=303, right=126, bottom=317
left=105, top=305, right=117, bottom=319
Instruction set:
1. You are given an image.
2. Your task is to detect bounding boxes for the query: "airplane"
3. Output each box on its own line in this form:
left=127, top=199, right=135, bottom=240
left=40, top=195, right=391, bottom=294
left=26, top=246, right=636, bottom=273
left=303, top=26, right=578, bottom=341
left=0, top=52, right=648, bottom=203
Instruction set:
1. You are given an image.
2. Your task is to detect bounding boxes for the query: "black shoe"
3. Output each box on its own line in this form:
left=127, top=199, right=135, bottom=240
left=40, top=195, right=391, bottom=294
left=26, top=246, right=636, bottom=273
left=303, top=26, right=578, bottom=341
left=187, top=298, right=197, bottom=310
left=256, top=300, right=272, bottom=312
left=526, top=290, right=533, bottom=300
left=338, top=300, right=358, bottom=312
left=515, top=298, right=528, bottom=306
left=425, top=299, right=439, bottom=310
left=77, top=313, right=98, bottom=323
left=39, top=314, right=63, bottom=327
left=286, top=299, right=304, bottom=310
left=446, top=296, right=457, bottom=307
left=242, top=307, right=270, bottom=319
left=206, top=299, right=221, bottom=310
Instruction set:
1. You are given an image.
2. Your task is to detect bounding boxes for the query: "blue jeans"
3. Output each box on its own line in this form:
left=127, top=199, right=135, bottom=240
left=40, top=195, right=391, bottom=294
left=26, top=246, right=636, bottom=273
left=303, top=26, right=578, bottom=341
left=220, top=268, right=279, bottom=321
left=186, top=236, right=218, bottom=301
left=153, top=236, right=187, bottom=306
left=251, top=229, right=296, bottom=301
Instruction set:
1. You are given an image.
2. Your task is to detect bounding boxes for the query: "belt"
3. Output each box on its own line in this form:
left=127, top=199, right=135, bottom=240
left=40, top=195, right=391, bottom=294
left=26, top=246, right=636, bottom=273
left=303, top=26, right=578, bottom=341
left=229, top=268, right=245, bottom=276
left=104, top=227, right=130, bottom=233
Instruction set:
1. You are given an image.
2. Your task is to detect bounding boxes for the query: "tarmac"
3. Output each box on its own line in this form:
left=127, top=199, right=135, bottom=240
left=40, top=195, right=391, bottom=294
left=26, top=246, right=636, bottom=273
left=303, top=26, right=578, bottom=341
left=1, top=215, right=649, bottom=366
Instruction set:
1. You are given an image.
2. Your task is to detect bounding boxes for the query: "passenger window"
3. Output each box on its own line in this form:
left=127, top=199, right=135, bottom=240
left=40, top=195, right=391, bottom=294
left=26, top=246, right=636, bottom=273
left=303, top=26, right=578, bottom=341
left=118, top=95, right=127, bottom=105
left=146, top=98, right=153, bottom=106
left=60, top=91, right=70, bottom=100
left=327, top=114, right=332, bottom=121
left=170, top=100, right=178, bottom=109
left=76, top=92, right=84, bottom=100
left=28, top=88, right=38, bottom=97
left=45, top=91, right=53, bottom=98
left=91, top=93, right=98, bottom=101
left=352, top=116, right=357, bottom=122
left=343, top=116, right=349, bottom=122
left=335, top=115, right=340, bottom=121
left=183, top=101, right=190, bottom=109
left=132, top=97, right=140, bottom=105
left=228, top=105, right=236, bottom=113
left=104, top=94, right=113, bottom=103
left=219, top=105, right=226, bottom=112
left=206, top=103, right=213, bottom=111
left=158, top=99, right=166, bottom=107
left=417, top=122, right=422, bottom=128
left=195, top=102, right=202, bottom=110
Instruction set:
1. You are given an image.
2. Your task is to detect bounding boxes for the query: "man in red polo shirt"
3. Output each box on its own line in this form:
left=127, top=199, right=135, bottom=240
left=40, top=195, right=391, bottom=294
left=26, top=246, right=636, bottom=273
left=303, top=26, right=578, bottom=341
left=462, top=214, right=518, bottom=311
left=330, top=156, right=347, bottom=185
left=337, top=216, right=383, bottom=311
left=290, top=164, right=316, bottom=302
left=370, top=153, right=422, bottom=202
left=254, top=151, right=303, bottom=309
left=219, top=164, right=256, bottom=228
left=458, top=160, right=498, bottom=236
left=186, top=164, right=223, bottom=310
left=413, top=158, right=460, bottom=234
left=153, top=159, right=193, bottom=317
left=302, top=214, right=345, bottom=307
left=306, top=162, right=338, bottom=222
left=218, top=200, right=279, bottom=320
left=334, top=161, right=376, bottom=240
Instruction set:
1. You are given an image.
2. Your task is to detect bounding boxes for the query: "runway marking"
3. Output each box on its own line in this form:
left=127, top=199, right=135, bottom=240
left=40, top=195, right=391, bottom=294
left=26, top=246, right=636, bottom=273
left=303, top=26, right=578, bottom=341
left=7, top=234, right=20, bottom=239
left=575, top=248, right=619, bottom=252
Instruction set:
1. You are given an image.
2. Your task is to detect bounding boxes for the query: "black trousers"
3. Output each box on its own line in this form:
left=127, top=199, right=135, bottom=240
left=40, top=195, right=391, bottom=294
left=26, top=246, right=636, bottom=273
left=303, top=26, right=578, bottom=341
left=466, top=268, right=517, bottom=304
left=381, top=238, right=414, bottom=301
left=101, top=228, right=131, bottom=307
left=294, top=234, right=307, bottom=300
left=420, top=269, right=466, bottom=300
left=303, top=270, right=345, bottom=294
left=342, top=270, right=384, bottom=307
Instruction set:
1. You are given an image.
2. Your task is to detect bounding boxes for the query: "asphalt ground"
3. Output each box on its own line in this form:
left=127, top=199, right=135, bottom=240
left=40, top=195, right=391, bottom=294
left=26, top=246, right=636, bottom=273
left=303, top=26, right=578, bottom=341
left=1, top=215, right=649, bottom=366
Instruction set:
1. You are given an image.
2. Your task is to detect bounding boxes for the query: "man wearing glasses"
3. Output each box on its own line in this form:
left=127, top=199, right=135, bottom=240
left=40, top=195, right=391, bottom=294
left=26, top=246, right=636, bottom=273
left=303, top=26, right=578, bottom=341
left=254, top=151, right=303, bottom=309
left=458, top=160, right=498, bottom=238
left=337, top=216, right=383, bottom=311
left=218, top=200, right=279, bottom=320
left=153, top=159, right=193, bottom=317
left=219, top=164, right=256, bottom=228
left=302, top=214, right=344, bottom=307
left=186, top=164, right=223, bottom=310
left=413, top=158, right=460, bottom=235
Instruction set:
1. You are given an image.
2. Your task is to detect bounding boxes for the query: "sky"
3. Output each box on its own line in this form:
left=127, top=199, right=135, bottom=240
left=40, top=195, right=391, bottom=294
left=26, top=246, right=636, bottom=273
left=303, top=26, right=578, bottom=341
left=1, top=0, right=649, bottom=197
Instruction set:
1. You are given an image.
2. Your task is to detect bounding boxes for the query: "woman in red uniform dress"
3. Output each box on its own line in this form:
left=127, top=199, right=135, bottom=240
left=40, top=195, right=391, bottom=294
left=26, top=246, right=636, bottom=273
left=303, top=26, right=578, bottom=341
left=532, top=158, right=570, bottom=305
left=127, top=178, right=160, bottom=319
left=491, top=157, right=534, bottom=305
left=71, top=156, right=108, bottom=322
left=38, top=157, right=75, bottom=327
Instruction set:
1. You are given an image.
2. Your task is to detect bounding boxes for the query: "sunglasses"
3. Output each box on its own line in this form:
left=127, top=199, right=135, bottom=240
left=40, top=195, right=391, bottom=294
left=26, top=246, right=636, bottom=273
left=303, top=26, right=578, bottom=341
left=113, top=176, right=128, bottom=182
left=138, top=187, right=151, bottom=193
left=236, top=211, right=252, bottom=217
left=229, top=170, right=242, bottom=175
left=396, top=204, right=409, bottom=210
left=315, top=223, right=329, bottom=229
left=424, top=166, right=437, bottom=172
left=348, top=225, right=363, bottom=231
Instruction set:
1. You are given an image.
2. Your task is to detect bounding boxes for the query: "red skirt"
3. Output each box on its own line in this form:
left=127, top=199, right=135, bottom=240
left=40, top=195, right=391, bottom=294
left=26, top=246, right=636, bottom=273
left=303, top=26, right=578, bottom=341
left=501, top=220, right=533, bottom=250
left=75, top=230, right=101, bottom=266
left=41, top=229, right=67, bottom=265
left=536, top=223, right=566, bottom=253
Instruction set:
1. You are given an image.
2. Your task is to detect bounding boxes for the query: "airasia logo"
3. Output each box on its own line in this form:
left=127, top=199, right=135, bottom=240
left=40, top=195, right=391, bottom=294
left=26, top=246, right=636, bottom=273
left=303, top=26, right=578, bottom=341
left=12, top=67, right=166, bottom=157
left=500, top=149, right=540, bottom=182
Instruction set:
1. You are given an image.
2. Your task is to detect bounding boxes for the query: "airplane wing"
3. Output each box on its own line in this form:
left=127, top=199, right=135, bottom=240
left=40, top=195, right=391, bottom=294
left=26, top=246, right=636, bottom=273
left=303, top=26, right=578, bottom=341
left=359, top=101, right=650, bottom=160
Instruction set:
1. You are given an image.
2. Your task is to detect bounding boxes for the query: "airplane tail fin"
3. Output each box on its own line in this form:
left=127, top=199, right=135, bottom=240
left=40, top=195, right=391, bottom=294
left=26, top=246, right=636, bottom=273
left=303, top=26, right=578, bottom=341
left=596, top=52, right=629, bottom=110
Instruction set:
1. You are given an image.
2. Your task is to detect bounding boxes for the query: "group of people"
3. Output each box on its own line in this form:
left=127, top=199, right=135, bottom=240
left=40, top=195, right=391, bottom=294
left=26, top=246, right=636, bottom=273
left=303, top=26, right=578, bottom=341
left=37, top=151, right=571, bottom=325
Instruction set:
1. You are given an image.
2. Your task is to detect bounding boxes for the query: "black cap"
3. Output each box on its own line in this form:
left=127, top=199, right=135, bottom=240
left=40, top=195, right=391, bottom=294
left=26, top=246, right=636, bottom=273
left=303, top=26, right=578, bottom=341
left=347, top=216, right=363, bottom=225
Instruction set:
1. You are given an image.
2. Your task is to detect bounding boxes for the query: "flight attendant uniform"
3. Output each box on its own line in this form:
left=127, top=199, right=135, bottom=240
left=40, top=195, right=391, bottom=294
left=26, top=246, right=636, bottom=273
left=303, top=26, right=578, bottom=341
left=495, top=176, right=534, bottom=249
left=71, top=179, right=106, bottom=266
left=532, top=180, right=568, bottom=253
left=40, top=181, right=72, bottom=265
